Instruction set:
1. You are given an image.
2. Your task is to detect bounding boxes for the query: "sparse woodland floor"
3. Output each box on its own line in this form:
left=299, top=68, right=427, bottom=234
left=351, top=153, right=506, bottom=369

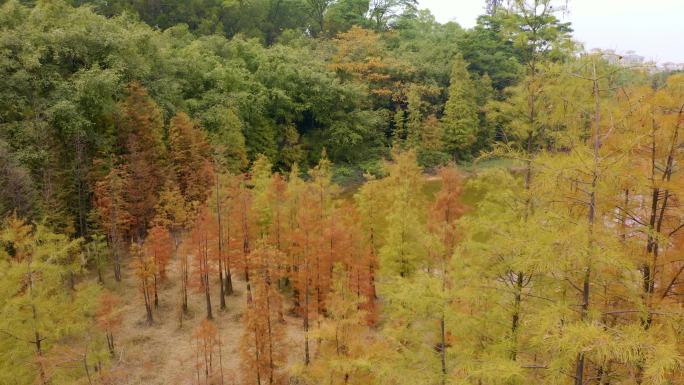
left=108, top=255, right=305, bottom=385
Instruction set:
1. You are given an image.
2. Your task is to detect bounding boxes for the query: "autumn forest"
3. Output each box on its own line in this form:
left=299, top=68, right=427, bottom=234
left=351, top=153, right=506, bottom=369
left=1, top=0, right=683, bottom=384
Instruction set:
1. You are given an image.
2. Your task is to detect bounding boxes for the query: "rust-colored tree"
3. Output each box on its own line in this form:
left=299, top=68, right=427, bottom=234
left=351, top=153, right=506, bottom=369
left=192, top=319, right=223, bottom=385
left=291, top=186, right=320, bottom=365
left=309, top=154, right=338, bottom=318
left=339, top=202, right=378, bottom=325
left=353, top=174, right=385, bottom=325
left=267, top=173, right=288, bottom=252
left=229, top=175, right=254, bottom=295
left=117, top=82, right=167, bottom=237
left=213, top=172, right=228, bottom=310
left=93, top=162, right=133, bottom=282
left=144, top=226, right=173, bottom=308
left=95, top=291, right=123, bottom=357
left=188, top=206, right=218, bottom=320
left=239, top=245, right=287, bottom=385
left=282, top=165, right=305, bottom=296
left=214, top=173, right=241, bottom=300
left=428, top=165, right=465, bottom=381
left=430, top=166, right=465, bottom=256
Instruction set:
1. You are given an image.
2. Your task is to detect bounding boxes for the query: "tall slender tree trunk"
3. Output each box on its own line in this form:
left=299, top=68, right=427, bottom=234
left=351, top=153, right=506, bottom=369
left=143, top=276, right=154, bottom=325
left=107, top=331, right=115, bottom=357
left=510, top=272, right=523, bottom=360
left=304, top=258, right=311, bottom=365
left=27, top=258, right=48, bottom=385
left=153, top=273, right=159, bottom=309
left=182, top=254, right=189, bottom=313
left=203, top=238, right=213, bottom=320
left=216, top=174, right=227, bottom=310
left=111, top=202, right=122, bottom=282
left=265, top=273, right=275, bottom=384
left=575, top=60, right=602, bottom=385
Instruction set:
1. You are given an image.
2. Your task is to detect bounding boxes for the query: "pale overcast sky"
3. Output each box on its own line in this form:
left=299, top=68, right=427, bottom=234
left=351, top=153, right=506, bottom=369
left=417, top=0, right=684, bottom=63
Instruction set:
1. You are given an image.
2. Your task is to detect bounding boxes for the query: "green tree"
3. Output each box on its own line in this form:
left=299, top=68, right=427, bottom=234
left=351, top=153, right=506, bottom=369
left=0, top=215, right=103, bottom=385
left=441, top=54, right=479, bottom=160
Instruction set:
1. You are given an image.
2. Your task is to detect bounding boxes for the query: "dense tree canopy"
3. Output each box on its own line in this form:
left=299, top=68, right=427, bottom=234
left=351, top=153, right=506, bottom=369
left=1, top=0, right=683, bottom=384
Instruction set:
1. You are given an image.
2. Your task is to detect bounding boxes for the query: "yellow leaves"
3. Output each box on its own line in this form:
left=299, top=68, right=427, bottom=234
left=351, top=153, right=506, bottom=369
left=329, top=26, right=413, bottom=103
left=0, top=214, right=33, bottom=261
left=129, top=243, right=150, bottom=276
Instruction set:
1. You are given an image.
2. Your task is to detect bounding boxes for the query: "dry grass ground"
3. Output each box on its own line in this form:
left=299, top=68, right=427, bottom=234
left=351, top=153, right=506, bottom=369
left=106, top=255, right=306, bottom=385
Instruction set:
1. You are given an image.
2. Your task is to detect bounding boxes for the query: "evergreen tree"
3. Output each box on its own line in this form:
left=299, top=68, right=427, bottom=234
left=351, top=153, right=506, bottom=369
left=441, top=54, right=479, bottom=160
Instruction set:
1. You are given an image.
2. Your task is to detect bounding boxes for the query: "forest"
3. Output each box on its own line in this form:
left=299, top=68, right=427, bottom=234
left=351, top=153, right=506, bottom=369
left=0, top=0, right=683, bottom=384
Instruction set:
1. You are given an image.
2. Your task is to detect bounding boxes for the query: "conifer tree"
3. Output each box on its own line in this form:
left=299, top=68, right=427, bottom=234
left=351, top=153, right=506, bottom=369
left=188, top=206, right=218, bottom=320
left=168, top=112, right=215, bottom=206
left=283, top=164, right=306, bottom=293
left=95, top=291, right=123, bottom=358
left=267, top=173, right=288, bottom=253
left=428, top=165, right=465, bottom=383
left=144, top=225, right=173, bottom=308
left=292, top=185, right=320, bottom=365
left=240, top=245, right=287, bottom=385
left=339, top=201, right=378, bottom=325
left=130, top=242, right=155, bottom=325
left=378, top=150, right=428, bottom=278
left=116, top=82, right=167, bottom=237
left=192, top=319, right=221, bottom=385
left=204, top=106, right=248, bottom=173
left=251, top=154, right=274, bottom=238
left=0, top=216, right=102, bottom=385
left=93, top=163, right=133, bottom=282
left=153, top=180, right=192, bottom=246
left=211, top=172, right=230, bottom=309
left=230, top=174, right=254, bottom=293
left=309, top=152, right=338, bottom=316
left=441, top=54, right=479, bottom=160
left=354, top=174, right=385, bottom=324
left=85, top=233, right=110, bottom=284
left=300, top=264, right=374, bottom=385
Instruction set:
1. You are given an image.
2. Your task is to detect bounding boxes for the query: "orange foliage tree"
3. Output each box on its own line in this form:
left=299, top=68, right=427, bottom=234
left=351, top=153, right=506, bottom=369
left=192, top=319, right=223, bottom=385
left=93, top=162, right=133, bottom=282
left=229, top=175, right=254, bottom=294
left=338, top=202, right=378, bottom=325
left=429, top=165, right=465, bottom=379
left=144, top=225, right=173, bottom=308
left=239, top=245, right=287, bottom=385
left=116, top=82, right=167, bottom=238
left=187, top=207, right=218, bottom=320
left=291, top=186, right=320, bottom=365
left=96, top=291, right=123, bottom=357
